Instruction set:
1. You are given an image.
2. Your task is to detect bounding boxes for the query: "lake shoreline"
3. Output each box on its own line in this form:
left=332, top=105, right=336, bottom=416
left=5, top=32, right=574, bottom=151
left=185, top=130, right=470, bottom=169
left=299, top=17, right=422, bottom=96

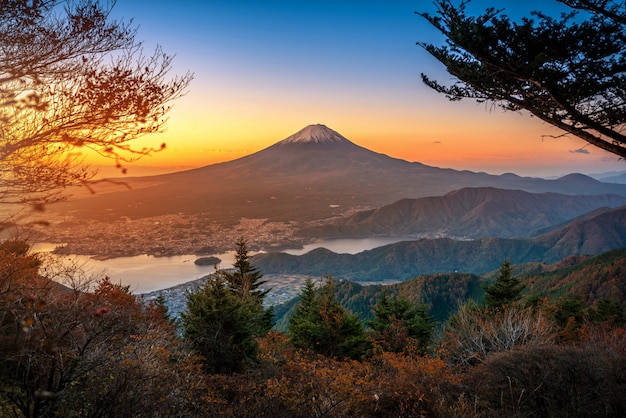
left=34, top=237, right=418, bottom=294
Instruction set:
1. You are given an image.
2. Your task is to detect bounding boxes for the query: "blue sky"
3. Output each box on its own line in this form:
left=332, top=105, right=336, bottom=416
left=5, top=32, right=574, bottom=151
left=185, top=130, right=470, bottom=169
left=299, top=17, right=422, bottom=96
left=102, top=0, right=625, bottom=178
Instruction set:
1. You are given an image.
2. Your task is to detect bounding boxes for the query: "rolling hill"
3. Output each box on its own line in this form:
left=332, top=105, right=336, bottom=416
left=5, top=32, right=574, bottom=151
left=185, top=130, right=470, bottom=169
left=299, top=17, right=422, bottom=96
left=271, top=272, right=483, bottom=330
left=271, top=249, right=626, bottom=329
left=252, top=205, right=626, bottom=282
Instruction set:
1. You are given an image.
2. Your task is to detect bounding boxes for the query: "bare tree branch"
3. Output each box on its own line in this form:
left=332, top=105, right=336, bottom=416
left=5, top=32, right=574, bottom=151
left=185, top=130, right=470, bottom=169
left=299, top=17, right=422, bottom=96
left=0, top=0, right=193, bottom=216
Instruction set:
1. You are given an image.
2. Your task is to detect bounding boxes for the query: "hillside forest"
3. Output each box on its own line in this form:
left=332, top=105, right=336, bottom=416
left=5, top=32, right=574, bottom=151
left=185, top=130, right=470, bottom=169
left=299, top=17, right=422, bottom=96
left=1, top=239, right=625, bottom=417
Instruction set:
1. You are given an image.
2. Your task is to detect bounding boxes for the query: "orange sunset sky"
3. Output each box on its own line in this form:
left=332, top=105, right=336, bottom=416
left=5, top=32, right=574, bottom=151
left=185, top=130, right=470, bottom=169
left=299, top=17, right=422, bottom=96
left=91, top=0, right=625, bottom=178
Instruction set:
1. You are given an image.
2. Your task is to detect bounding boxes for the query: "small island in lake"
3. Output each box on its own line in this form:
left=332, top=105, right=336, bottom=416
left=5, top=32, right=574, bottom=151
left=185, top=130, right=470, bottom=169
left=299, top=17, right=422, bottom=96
left=194, top=256, right=221, bottom=266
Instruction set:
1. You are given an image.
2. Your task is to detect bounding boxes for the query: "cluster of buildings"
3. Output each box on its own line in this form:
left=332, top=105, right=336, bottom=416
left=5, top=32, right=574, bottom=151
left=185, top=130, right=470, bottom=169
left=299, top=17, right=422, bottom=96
left=39, top=213, right=305, bottom=258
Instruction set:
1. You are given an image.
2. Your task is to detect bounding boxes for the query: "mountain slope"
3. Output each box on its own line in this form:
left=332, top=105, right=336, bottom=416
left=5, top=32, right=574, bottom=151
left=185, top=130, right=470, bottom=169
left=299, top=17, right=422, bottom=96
left=525, top=248, right=626, bottom=304
left=299, top=188, right=626, bottom=239
left=272, top=249, right=626, bottom=329
left=599, top=172, right=626, bottom=184
left=55, top=124, right=626, bottom=223
left=538, top=205, right=626, bottom=258
left=252, top=205, right=626, bottom=282
left=272, top=272, right=483, bottom=330
left=253, top=237, right=545, bottom=281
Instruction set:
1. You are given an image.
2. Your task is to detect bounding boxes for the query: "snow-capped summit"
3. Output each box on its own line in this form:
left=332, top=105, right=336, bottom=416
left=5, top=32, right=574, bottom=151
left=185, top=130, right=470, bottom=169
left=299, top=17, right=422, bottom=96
left=279, top=124, right=354, bottom=145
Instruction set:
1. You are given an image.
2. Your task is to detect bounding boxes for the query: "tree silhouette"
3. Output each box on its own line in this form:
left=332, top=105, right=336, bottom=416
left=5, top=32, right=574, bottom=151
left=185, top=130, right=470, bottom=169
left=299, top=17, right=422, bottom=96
left=0, top=0, right=193, bottom=219
left=224, top=238, right=269, bottom=302
left=483, top=260, right=525, bottom=308
left=418, top=0, right=626, bottom=157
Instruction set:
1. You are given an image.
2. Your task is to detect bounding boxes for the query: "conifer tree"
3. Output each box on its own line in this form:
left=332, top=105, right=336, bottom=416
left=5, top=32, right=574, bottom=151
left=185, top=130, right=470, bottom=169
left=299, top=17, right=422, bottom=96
left=483, top=260, right=525, bottom=308
left=287, top=278, right=322, bottom=350
left=369, top=292, right=435, bottom=353
left=182, top=240, right=272, bottom=373
left=182, top=275, right=257, bottom=373
left=151, top=292, right=174, bottom=324
left=590, top=298, right=625, bottom=326
left=288, top=276, right=367, bottom=359
left=224, top=238, right=268, bottom=302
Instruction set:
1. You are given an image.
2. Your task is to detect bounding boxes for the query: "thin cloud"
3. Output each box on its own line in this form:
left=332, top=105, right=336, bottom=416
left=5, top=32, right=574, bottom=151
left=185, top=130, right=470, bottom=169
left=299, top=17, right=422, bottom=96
left=570, top=148, right=590, bottom=154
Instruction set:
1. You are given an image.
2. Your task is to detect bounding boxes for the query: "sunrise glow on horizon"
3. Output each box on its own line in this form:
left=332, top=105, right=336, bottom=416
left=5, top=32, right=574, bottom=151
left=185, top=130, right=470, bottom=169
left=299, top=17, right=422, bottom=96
left=88, top=0, right=626, bottom=179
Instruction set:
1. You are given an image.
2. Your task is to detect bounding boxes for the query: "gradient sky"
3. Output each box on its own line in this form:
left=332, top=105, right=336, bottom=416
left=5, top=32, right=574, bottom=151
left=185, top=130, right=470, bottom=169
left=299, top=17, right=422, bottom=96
left=96, top=0, right=625, bottom=178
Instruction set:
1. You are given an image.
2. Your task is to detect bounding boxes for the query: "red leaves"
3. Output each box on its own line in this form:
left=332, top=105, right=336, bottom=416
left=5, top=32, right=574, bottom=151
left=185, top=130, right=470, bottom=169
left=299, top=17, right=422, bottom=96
left=94, top=306, right=109, bottom=317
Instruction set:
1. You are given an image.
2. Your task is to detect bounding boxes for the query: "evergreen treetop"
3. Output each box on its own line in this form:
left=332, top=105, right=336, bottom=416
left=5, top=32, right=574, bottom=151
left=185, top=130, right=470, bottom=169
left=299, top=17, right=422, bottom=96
left=369, top=291, right=435, bottom=353
left=483, top=260, right=525, bottom=308
left=288, top=275, right=367, bottom=359
left=225, top=238, right=269, bottom=301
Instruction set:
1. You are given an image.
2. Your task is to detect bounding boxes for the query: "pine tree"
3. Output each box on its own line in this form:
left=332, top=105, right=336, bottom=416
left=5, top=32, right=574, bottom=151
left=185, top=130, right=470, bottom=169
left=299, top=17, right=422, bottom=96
left=151, top=292, right=174, bottom=324
left=418, top=0, right=626, bottom=158
left=288, top=276, right=367, bottom=359
left=182, top=276, right=250, bottom=373
left=483, top=260, right=525, bottom=309
left=590, top=298, right=625, bottom=326
left=182, top=240, right=272, bottom=373
left=225, top=238, right=268, bottom=301
left=369, top=292, right=435, bottom=353
left=287, top=278, right=322, bottom=351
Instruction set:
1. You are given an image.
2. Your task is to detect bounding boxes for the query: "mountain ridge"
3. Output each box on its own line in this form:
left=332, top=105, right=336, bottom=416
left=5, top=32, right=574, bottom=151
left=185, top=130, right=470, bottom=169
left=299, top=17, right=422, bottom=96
left=298, top=187, right=626, bottom=239
left=54, top=124, right=626, bottom=224
left=272, top=248, right=626, bottom=330
left=252, top=205, right=626, bottom=281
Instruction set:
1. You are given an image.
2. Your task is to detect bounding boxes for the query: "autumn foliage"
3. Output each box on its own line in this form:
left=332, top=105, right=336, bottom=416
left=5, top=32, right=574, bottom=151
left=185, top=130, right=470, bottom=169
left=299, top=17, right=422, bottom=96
left=1, top=241, right=625, bottom=417
left=0, top=241, right=208, bottom=417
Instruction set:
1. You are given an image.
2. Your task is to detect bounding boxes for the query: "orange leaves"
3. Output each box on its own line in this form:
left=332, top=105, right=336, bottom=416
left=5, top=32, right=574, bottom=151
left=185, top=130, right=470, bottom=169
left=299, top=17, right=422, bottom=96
left=0, top=241, right=218, bottom=416
left=253, top=335, right=458, bottom=417
left=21, top=315, right=34, bottom=331
left=261, top=354, right=375, bottom=416
left=1, top=0, right=192, bottom=213
left=92, top=276, right=136, bottom=307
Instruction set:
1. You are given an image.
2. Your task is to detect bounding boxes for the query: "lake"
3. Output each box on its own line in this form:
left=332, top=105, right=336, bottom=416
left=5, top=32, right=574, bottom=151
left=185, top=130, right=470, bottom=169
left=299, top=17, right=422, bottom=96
left=32, top=237, right=414, bottom=293
left=283, top=236, right=415, bottom=255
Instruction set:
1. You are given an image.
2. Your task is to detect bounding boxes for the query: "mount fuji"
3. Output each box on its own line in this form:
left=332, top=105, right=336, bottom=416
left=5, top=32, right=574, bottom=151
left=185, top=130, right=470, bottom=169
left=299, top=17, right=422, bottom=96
left=58, top=124, right=626, bottom=223
left=278, top=124, right=352, bottom=145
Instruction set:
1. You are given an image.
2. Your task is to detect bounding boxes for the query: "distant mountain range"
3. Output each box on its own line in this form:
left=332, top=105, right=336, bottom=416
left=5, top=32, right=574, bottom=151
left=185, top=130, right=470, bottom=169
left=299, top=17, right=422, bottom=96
left=588, top=169, right=626, bottom=183
left=598, top=172, right=626, bottom=184
left=252, top=205, right=626, bottom=282
left=57, top=124, right=626, bottom=224
left=299, top=187, right=626, bottom=239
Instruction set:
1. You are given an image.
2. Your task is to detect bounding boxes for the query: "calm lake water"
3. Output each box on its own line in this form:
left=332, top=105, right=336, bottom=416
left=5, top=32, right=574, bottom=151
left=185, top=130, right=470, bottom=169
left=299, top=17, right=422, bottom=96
left=32, top=237, right=413, bottom=294
left=283, top=237, right=415, bottom=255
